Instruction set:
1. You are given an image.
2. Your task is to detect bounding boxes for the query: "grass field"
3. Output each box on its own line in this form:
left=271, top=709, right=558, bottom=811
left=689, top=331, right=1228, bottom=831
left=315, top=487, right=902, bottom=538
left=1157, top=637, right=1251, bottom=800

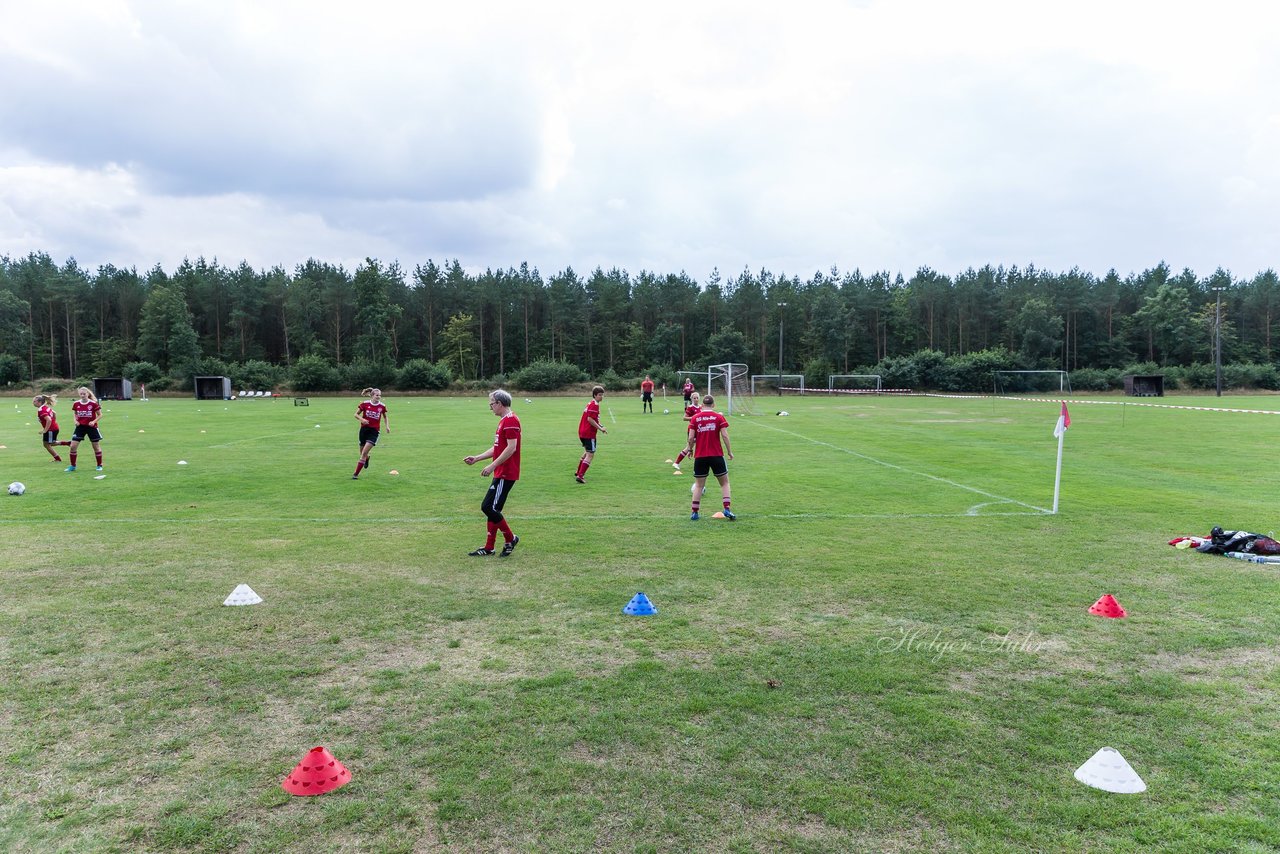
left=2, top=390, right=1279, bottom=852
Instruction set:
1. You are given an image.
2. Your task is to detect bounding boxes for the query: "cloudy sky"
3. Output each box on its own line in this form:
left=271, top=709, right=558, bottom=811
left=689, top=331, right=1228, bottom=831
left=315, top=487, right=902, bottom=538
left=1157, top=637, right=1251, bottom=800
left=2, top=1, right=1278, bottom=282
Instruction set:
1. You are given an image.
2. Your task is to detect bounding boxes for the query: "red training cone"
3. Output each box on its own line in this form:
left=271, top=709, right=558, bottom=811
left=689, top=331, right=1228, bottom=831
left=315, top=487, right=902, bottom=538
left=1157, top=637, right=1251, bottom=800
left=1088, top=594, right=1128, bottom=618
left=281, top=746, right=352, bottom=796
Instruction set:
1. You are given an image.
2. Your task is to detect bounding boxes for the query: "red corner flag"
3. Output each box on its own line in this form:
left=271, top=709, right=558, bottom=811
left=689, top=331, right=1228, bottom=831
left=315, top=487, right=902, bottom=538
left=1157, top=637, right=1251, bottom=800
left=1053, top=401, right=1071, bottom=438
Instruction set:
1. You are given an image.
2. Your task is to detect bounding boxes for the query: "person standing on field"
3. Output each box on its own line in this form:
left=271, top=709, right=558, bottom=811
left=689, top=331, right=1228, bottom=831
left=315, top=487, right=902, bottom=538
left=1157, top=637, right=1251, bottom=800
left=66, top=386, right=104, bottom=472
left=672, top=393, right=702, bottom=469
left=688, top=394, right=734, bottom=521
left=640, top=375, right=655, bottom=413
left=463, top=389, right=521, bottom=557
left=352, top=387, right=390, bottom=479
left=575, top=385, right=607, bottom=484
left=34, top=393, right=71, bottom=462
left=682, top=377, right=695, bottom=405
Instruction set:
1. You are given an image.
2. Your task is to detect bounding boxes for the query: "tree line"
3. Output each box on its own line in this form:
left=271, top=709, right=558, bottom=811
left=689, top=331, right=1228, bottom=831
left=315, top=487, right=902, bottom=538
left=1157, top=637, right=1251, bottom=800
left=2, top=251, right=1278, bottom=392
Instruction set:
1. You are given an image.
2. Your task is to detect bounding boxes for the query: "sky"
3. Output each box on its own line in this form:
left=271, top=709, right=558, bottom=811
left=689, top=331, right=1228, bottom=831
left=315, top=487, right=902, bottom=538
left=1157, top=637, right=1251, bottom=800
left=2, top=0, right=1278, bottom=283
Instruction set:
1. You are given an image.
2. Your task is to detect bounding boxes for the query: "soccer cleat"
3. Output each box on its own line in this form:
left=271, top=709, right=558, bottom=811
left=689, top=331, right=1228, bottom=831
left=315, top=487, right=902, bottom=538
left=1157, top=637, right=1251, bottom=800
left=64, top=465, right=76, bottom=472
left=722, top=509, right=736, bottom=521
left=500, top=535, right=519, bottom=557
left=95, top=465, right=103, bottom=471
left=352, top=475, right=359, bottom=479
left=575, top=474, right=585, bottom=484
left=690, top=511, right=700, bottom=521
left=52, top=456, right=62, bottom=462
left=468, top=547, right=495, bottom=556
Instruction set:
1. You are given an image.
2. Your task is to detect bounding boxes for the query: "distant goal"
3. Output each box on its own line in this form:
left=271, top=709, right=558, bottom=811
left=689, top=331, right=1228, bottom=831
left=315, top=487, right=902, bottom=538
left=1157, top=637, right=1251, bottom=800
left=994, top=370, right=1071, bottom=395
left=751, top=374, right=804, bottom=395
left=709, top=363, right=757, bottom=415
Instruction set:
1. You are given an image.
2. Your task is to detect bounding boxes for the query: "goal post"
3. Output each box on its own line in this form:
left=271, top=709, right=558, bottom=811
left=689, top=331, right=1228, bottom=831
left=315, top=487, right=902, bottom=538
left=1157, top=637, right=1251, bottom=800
left=708, top=363, right=756, bottom=415
left=993, top=370, right=1072, bottom=395
left=828, top=374, right=883, bottom=393
left=751, top=374, right=804, bottom=395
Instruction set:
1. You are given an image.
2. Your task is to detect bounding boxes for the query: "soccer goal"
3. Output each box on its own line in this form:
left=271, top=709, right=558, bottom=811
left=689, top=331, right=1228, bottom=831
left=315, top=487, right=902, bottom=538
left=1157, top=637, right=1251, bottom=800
left=751, top=374, right=804, bottom=395
left=828, top=374, right=883, bottom=394
left=994, top=370, right=1072, bottom=395
left=708, top=363, right=757, bottom=415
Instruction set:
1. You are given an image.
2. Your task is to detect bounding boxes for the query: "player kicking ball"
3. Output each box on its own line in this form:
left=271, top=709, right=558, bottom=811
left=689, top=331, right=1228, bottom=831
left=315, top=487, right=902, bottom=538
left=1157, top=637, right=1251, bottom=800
left=687, top=394, right=735, bottom=520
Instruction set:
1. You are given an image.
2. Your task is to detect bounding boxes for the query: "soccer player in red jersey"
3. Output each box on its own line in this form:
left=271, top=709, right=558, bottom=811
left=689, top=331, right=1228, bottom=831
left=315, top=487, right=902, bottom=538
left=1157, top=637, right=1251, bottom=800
left=640, top=375, right=655, bottom=413
left=682, top=377, right=695, bottom=404
left=574, top=385, right=607, bottom=483
left=33, top=393, right=71, bottom=462
left=687, top=394, right=735, bottom=520
left=66, top=386, right=104, bottom=472
left=463, top=389, right=521, bottom=557
left=352, top=387, right=391, bottom=479
left=672, top=394, right=702, bottom=469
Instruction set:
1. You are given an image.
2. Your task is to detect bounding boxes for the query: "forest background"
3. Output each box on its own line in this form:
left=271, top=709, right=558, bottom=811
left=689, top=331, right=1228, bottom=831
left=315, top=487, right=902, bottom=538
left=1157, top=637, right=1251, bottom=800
left=3, top=251, right=1279, bottom=394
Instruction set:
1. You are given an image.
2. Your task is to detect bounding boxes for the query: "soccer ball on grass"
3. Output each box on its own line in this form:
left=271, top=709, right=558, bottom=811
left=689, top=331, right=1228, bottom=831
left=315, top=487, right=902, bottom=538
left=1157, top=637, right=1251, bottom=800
left=8, top=482, right=25, bottom=495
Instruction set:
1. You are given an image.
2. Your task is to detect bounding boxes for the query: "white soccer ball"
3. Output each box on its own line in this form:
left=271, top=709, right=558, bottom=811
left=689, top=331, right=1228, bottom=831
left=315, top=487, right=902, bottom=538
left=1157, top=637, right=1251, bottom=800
left=663, top=408, right=670, bottom=414
left=8, top=481, right=25, bottom=495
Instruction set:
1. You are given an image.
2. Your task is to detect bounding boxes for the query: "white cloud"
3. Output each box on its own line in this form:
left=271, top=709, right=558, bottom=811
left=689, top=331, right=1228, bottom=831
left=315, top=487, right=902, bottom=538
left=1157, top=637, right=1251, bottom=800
left=2, top=0, right=1279, bottom=278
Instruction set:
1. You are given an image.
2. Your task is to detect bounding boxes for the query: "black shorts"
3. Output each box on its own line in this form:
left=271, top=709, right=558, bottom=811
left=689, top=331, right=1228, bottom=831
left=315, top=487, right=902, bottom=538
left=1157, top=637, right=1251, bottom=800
left=359, top=426, right=380, bottom=447
left=42, top=429, right=59, bottom=444
left=482, top=478, right=515, bottom=521
left=72, top=425, right=102, bottom=443
left=693, top=455, right=728, bottom=478
left=642, top=391, right=653, bottom=402
left=579, top=437, right=597, bottom=453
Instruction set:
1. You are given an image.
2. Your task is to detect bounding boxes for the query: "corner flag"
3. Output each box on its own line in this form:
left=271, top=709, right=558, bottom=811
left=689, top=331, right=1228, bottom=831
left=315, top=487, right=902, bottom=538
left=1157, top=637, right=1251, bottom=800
left=1053, top=401, right=1071, bottom=438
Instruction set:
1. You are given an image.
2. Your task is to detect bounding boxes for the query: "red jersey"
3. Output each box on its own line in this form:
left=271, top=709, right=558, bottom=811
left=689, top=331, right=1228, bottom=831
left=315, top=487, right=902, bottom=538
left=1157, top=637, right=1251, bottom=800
left=682, top=381, right=695, bottom=395
left=683, top=403, right=700, bottom=419
left=357, top=401, right=388, bottom=431
left=689, top=409, right=729, bottom=458
left=578, top=399, right=600, bottom=439
left=38, top=405, right=59, bottom=432
left=72, top=399, right=101, bottom=425
left=492, top=411, right=522, bottom=480
left=640, top=379, right=654, bottom=393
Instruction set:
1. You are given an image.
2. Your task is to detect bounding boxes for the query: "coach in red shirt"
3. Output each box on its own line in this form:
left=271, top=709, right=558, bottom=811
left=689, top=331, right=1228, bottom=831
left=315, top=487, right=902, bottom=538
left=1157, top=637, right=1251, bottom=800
left=688, top=394, right=735, bottom=521
left=463, top=389, right=522, bottom=557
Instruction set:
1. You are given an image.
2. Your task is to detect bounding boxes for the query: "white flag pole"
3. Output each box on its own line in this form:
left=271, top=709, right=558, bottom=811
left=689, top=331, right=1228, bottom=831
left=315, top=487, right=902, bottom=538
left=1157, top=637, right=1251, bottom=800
left=1052, top=428, right=1064, bottom=514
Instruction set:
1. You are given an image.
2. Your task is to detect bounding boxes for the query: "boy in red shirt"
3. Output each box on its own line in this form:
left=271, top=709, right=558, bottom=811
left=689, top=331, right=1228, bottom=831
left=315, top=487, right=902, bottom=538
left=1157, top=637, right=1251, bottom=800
left=463, top=389, right=521, bottom=556
left=687, top=394, right=735, bottom=520
left=574, top=385, right=607, bottom=483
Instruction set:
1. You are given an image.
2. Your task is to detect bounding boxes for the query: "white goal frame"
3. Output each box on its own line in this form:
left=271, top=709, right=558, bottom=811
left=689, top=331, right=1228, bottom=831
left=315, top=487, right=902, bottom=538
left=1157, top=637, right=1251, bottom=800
left=828, top=374, right=883, bottom=393
left=708, top=362, right=756, bottom=415
left=752, top=374, right=804, bottom=395
left=993, top=370, right=1071, bottom=395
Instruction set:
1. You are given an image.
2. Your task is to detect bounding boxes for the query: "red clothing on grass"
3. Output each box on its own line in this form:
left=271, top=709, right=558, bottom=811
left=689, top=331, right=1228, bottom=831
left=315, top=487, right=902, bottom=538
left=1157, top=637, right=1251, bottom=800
left=492, top=412, right=522, bottom=480
left=38, top=405, right=59, bottom=432
left=357, top=401, right=388, bottom=431
left=690, top=409, right=730, bottom=458
left=578, top=399, right=601, bottom=439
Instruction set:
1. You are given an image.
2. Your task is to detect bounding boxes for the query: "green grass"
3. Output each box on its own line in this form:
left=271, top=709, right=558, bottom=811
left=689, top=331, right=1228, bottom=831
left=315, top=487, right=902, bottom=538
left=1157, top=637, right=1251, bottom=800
left=2, top=391, right=1279, bottom=852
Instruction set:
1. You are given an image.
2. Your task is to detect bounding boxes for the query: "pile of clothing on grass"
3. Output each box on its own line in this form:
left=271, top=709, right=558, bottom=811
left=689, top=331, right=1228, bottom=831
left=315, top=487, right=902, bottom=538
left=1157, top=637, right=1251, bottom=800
left=1169, top=526, right=1280, bottom=563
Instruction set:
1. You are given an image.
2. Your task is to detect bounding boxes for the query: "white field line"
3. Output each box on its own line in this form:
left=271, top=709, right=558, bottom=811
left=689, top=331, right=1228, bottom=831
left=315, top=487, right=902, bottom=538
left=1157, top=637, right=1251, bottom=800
left=918, top=392, right=1280, bottom=415
left=207, top=426, right=324, bottom=447
left=745, top=418, right=1052, bottom=514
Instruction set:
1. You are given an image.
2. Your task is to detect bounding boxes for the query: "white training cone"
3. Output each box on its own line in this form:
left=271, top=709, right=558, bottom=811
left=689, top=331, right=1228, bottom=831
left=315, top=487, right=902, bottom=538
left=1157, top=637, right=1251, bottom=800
left=1074, top=747, right=1146, bottom=794
left=94, top=475, right=106, bottom=480
left=223, top=584, right=264, bottom=606
left=178, top=460, right=188, bottom=465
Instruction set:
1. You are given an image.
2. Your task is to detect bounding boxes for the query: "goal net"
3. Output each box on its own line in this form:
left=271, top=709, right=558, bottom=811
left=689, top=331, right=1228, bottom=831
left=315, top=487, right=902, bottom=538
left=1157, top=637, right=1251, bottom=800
left=994, top=370, right=1071, bottom=395
left=828, top=374, right=883, bottom=394
left=751, top=374, right=804, bottom=395
left=709, top=363, right=757, bottom=415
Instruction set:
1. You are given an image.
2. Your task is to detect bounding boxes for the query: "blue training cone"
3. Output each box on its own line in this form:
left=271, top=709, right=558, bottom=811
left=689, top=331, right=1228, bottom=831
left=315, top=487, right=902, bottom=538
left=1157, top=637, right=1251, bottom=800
left=623, top=592, right=657, bottom=616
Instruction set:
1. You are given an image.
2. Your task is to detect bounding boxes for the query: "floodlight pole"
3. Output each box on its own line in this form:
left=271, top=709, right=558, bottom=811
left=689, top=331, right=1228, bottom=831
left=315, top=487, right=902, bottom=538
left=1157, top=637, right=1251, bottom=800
left=1212, top=286, right=1226, bottom=397
left=777, top=302, right=787, bottom=396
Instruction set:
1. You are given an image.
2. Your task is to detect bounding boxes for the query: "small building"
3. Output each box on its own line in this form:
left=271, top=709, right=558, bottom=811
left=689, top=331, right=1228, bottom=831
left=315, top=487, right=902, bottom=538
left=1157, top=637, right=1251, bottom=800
left=1124, top=374, right=1164, bottom=397
left=194, top=375, right=233, bottom=400
left=93, top=377, right=133, bottom=400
